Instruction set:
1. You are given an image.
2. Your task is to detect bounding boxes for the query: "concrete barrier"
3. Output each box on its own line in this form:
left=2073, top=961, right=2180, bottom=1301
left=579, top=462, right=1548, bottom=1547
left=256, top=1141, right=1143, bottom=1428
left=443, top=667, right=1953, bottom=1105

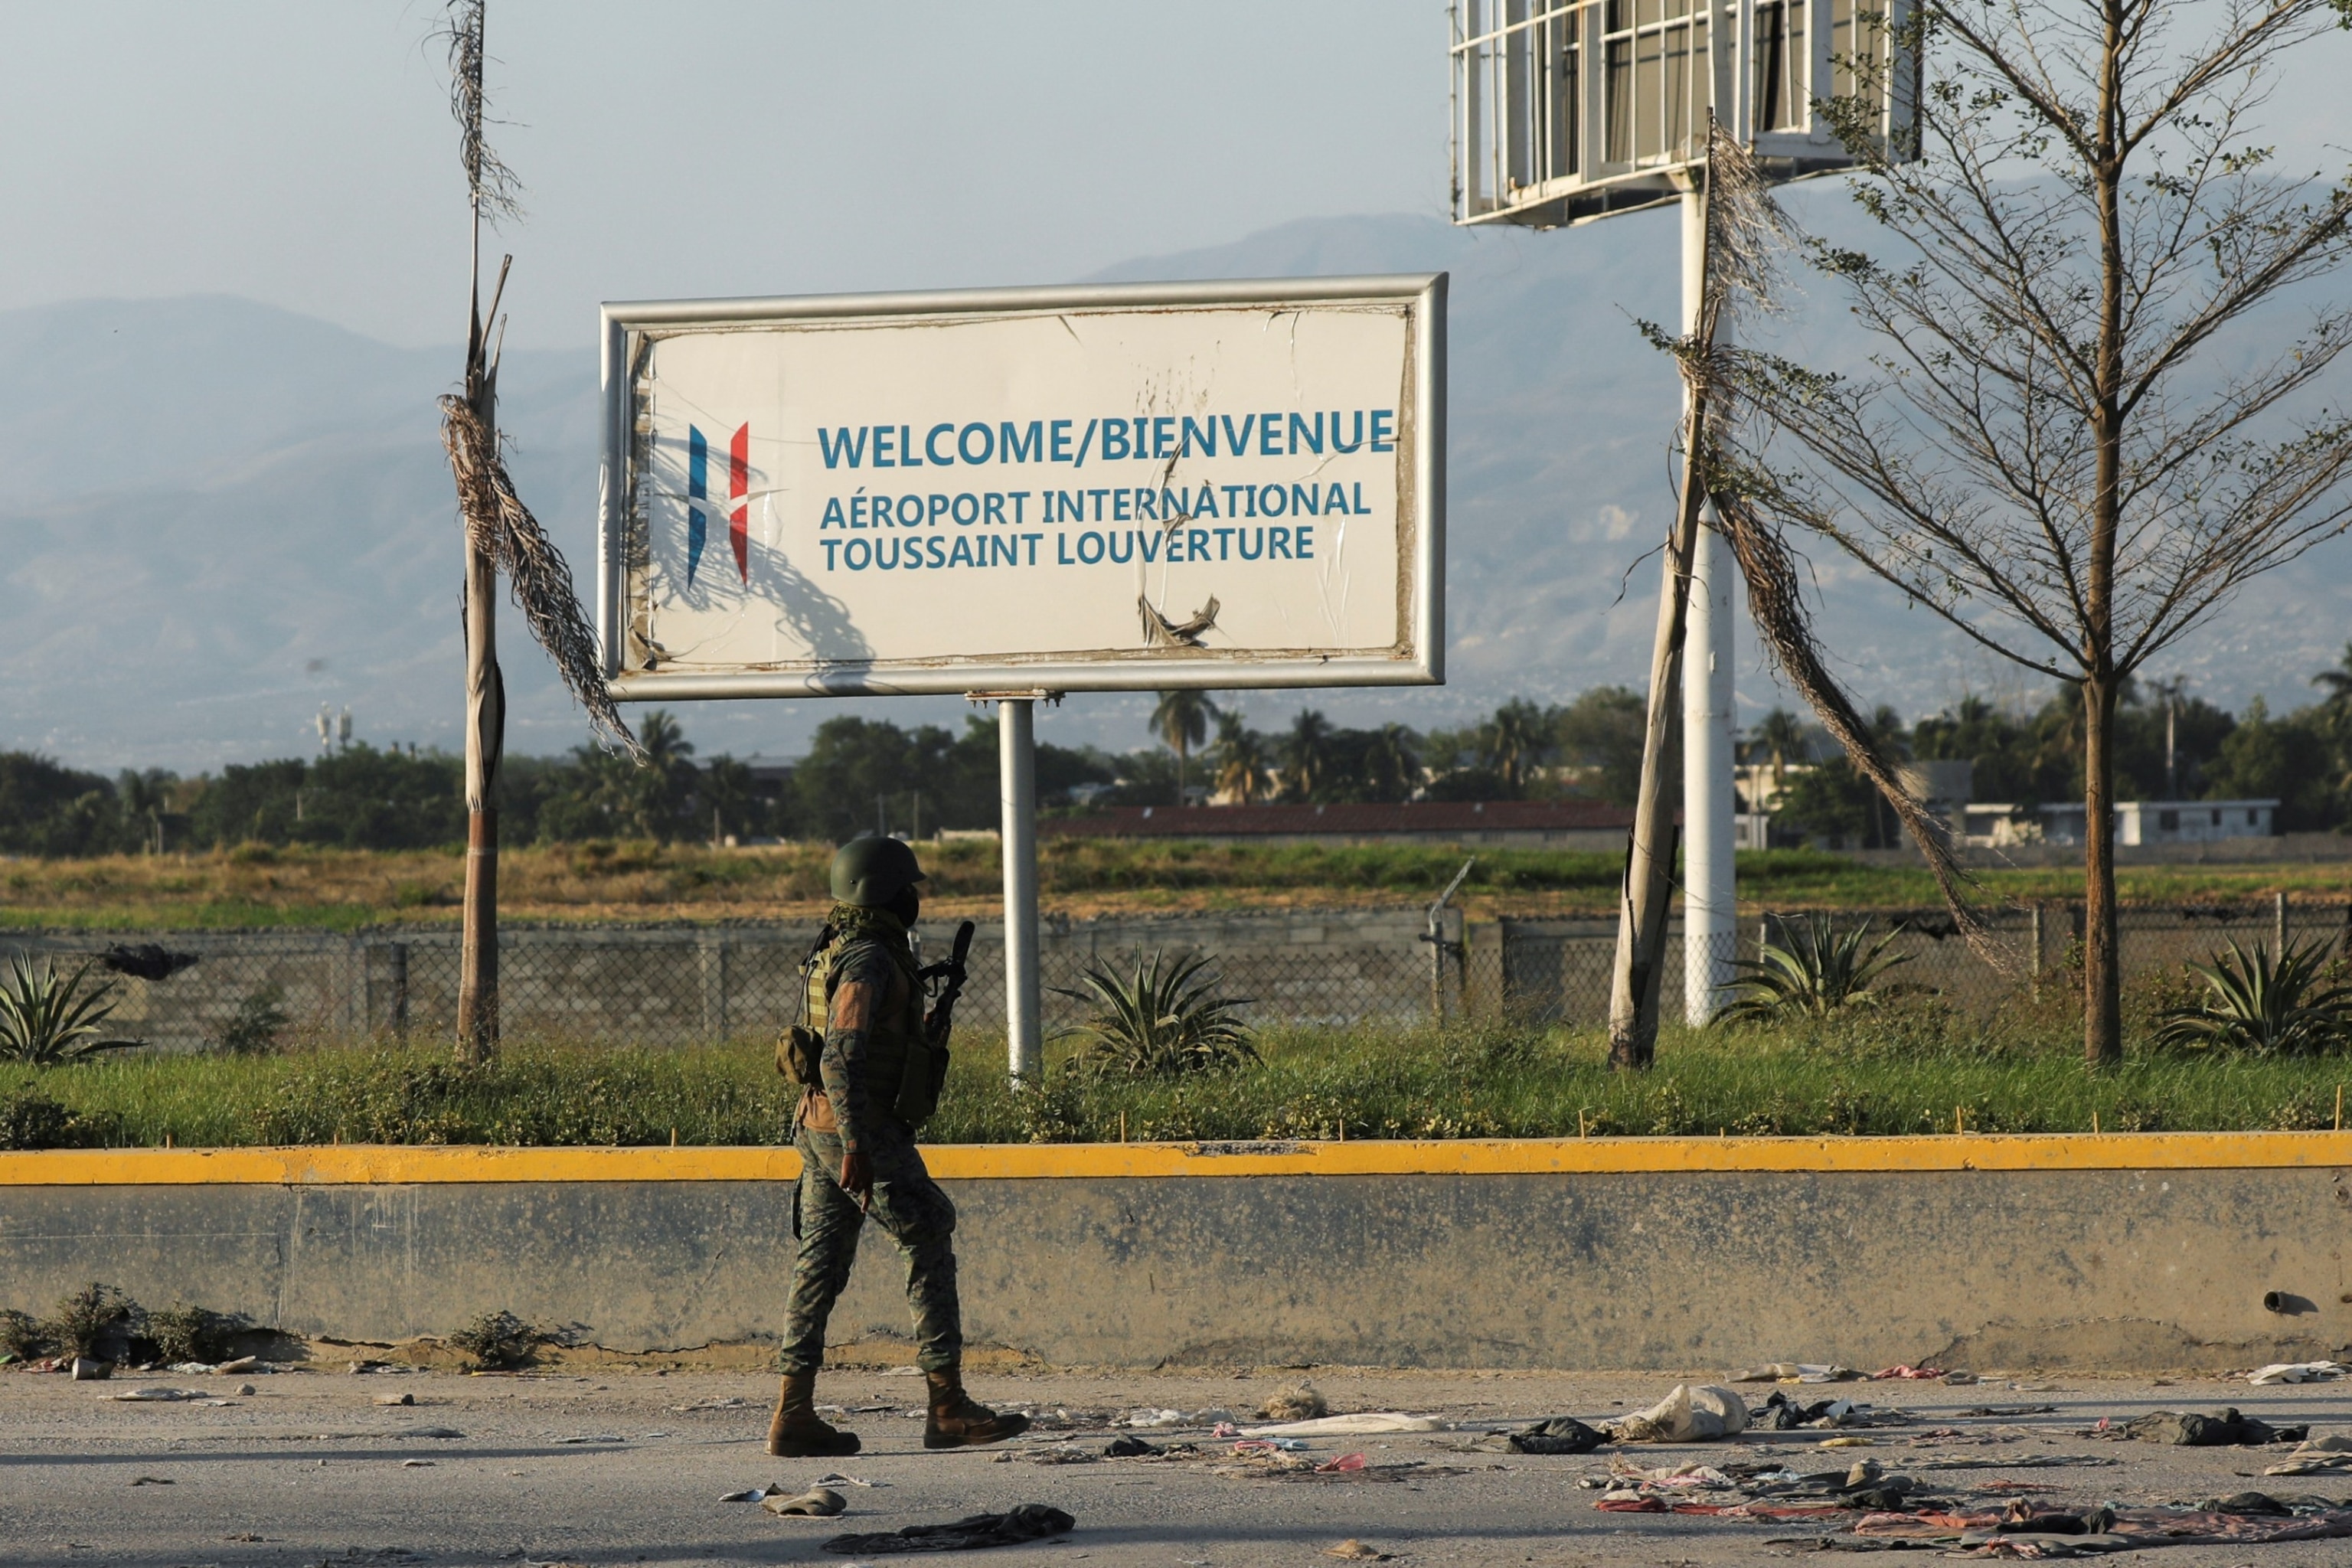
left=5, top=1136, right=2350, bottom=1372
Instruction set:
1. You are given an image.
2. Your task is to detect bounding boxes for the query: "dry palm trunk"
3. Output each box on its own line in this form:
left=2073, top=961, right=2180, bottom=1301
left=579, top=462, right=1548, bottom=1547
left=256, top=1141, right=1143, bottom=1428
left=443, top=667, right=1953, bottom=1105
left=1606, top=174, right=1714, bottom=1072
left=439, top=2, right=637, bottom=1057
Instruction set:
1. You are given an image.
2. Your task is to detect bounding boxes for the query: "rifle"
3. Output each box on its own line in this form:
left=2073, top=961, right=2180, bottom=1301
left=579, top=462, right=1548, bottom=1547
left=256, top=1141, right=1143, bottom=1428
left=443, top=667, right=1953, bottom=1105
left=922, top=920, right=978, bottom=1049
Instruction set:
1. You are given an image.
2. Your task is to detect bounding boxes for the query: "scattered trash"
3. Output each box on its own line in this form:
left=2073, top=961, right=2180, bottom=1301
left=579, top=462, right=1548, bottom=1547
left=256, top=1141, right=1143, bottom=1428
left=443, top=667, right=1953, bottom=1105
left=822, top=1503, right=1075, bottom=1554
left=1942, top=1370, right=1978, bottom=1386
left=1323, top=1541, right=1388, bottom=1561
left=1104, top=1436, right=1163, bottom=1458
left=129, top=1475, right=174, bottom=1486
left=1259, top=1381, right=1328, bottom=1421
left=554, top=1434, right=626, bottom=1445
left=763, top=1486, right=847, bottom=1517
left=2264, top=1440, right=2352, bottom=1476
left=401, top=1459, right=433, bottom=1468
left=1960, top=1405, right=2057, bottom=1418
left=1916, top=1453, right=2121, bottom=1470
left=1730, top=1364, right=1864, bottom=1383
left=1243, top=1413, right=1443, bottom=1437
left=1023, top=1446, right=1098, bottom=1465
left=70, top=1357, right=112, bottom=1381
left=1317, top=1452, right=1367, bottom=1474
left=234, top=1383, right=256, bottom=1396
left=1487, top=1416, right=1607, bottom=1455
left=1612, top=1385, right=1751, bottom=1443
left=720, top=1485, right=779, bottom=1502
left=1125, top=1408, right=1185, bottom=1428
left=812, top=1472, right=890, bottom=1488
left=2249, top=1361, right=2349, bottom=1385
left=103, top=1387, right=206, bottom=1402
left=1231, top=1439, right=1308, bottom=1455
left=672, top=1396, right=749, bottom=1412
left=878, top=1364, right=924, bottom=1377
left=1820, top=1436, right=1873, bottom=1449
left=375, top=1393, right=416, bottom=1406
left=1872, top=1365, right=1947, bottom=1380
left=1848, top=1499, right=2352, bottom=1550
left=2124, top=1409, right=2305, bottom=1447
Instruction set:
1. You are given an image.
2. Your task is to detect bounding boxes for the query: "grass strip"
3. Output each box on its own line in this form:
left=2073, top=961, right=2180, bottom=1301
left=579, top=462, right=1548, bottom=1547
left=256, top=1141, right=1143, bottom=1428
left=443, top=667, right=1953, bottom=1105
left=8, top=1009, right=2350, bottom=1148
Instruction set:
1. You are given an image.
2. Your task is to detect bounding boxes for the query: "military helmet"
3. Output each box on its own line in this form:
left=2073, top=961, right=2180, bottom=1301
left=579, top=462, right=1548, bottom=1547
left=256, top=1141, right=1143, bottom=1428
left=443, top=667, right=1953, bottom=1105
left=830, top=835, right=927, bottom=907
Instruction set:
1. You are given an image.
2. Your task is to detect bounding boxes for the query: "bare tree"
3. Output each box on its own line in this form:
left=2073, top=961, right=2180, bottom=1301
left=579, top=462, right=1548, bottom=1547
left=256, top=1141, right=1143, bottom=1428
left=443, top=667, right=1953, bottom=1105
left=438, top=0, right=639, bottom=1060
left=1713, top=0, right=2352, bottom=1063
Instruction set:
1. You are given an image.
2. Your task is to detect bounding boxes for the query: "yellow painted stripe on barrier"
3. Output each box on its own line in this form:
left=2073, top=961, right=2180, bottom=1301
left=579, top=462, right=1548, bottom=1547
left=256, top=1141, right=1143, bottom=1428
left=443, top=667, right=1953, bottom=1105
left=0, top=1132, right=2347, bottom=1185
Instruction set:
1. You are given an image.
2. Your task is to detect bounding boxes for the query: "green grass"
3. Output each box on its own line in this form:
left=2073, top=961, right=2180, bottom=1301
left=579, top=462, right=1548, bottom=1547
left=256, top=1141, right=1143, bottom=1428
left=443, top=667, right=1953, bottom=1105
left=2, top=842, right=2343, bottom=929
left=8, top=999, right=2350, bottom=1148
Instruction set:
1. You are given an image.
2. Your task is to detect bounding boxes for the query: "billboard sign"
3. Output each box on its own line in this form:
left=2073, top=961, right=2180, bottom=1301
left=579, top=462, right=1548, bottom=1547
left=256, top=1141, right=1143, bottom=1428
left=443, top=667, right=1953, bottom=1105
left=597, top=276, right=1444, bottom=698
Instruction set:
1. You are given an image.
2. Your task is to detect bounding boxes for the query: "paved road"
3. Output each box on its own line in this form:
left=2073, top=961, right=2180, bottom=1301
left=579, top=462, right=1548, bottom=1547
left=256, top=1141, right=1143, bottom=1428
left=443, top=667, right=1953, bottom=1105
left=7, top=1364, right=2352, bottom=1566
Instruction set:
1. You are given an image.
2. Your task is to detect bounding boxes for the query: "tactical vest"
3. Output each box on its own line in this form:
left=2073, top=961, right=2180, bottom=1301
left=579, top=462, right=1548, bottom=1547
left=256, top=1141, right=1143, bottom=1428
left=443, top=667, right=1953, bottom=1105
left=802, top=906, right=939, bottom=1124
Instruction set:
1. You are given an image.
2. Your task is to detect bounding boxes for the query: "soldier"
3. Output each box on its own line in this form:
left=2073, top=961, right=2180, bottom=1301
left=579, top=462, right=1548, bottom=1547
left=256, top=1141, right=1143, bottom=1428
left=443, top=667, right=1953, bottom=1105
left=767, top=835, right=1031, bottom=1457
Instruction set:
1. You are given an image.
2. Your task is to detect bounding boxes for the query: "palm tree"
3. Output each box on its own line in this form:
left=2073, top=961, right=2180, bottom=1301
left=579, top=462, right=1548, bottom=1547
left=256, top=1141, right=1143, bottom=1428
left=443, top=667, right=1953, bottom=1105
left=1282, top=710, right=1334, bottom=803
left=1481, top=699, right=1549, bottom=797
left=2313, top=644, right=2352, bottom=803
left=1212, top=712, right=1272, bottom=805
left=1150, top=691, right=1218, bottom=805
left=1748, top=707, right=1808, bottom=789
left=1363, top=724, right=1422, bottom=803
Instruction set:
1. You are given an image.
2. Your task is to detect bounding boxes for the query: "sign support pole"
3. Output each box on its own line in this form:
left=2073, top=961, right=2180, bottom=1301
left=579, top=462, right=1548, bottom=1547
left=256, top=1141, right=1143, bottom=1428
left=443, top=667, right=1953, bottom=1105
left=998, top=697, right=1043, bottom=1083
left=1683, top=517, right=1738, bottom=1024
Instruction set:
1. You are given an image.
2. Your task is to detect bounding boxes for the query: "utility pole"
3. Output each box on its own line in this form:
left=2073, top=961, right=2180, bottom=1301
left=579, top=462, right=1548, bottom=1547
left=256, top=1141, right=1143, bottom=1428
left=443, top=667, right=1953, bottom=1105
left=1606, top=175, right=1717, bottom=1069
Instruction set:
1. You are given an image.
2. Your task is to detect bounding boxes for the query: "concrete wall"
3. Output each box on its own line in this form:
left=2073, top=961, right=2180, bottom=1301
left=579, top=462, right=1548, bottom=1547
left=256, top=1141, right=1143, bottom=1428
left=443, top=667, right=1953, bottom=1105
left=6, top=1138, right=2351, bottom=1372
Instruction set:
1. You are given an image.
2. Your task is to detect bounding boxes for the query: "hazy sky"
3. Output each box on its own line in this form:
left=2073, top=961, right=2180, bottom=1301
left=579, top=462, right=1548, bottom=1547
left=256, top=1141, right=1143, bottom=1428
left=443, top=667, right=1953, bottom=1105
left=0, top=2, right=1448, bottom=349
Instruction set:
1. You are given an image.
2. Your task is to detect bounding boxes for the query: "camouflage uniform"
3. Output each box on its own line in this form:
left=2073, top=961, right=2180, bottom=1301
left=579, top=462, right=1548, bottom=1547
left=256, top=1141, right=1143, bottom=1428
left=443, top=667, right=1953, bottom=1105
left=779, top=904, right=962, bottom=1374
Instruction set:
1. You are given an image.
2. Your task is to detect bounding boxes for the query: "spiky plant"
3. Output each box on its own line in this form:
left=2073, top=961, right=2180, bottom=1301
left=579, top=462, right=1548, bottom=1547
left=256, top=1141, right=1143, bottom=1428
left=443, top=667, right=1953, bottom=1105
left=2154, top=939, right=2352, bottom=1057
left=0, top=956, right=142, bottom=1063
left=1056, top=951, right=1257, bottom=1079
left=1718, top=918, right=1915, bottom=1023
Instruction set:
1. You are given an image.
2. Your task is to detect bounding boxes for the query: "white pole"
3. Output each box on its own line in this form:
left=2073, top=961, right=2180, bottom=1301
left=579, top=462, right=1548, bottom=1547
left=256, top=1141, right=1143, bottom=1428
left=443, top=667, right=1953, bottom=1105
left=1681, top=188, right=1739, bottom=1026
left=998, top=697, right=1042, bottom=1082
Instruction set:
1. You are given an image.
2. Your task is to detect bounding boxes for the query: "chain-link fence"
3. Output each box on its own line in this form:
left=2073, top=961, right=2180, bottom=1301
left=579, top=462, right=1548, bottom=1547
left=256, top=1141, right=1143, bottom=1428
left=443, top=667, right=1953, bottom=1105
left=8, top=899, right=2344, bottom=1051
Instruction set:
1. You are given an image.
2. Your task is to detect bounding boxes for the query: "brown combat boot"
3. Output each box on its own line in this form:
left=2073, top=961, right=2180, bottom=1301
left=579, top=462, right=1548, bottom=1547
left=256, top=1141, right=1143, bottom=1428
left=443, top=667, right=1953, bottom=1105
left=766, top=1368, right=861, bottom=1458
left=923, top=1367, right=1031, bottom=1449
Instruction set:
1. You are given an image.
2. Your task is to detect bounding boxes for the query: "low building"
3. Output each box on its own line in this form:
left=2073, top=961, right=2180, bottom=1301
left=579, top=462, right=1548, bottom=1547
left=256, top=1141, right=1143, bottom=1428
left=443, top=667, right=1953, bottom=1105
left=1041, top=799, right=1635, bottom=848
left=2038, top=799, right=2278, bottom=846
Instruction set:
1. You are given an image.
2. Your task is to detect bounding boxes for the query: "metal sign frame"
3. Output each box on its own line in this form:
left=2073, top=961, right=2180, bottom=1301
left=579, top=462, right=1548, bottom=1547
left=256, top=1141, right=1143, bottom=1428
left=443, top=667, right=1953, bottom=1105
left=596, top=275, right=1446, bottom=702
left=1452, top=0, right=1917, bottom=228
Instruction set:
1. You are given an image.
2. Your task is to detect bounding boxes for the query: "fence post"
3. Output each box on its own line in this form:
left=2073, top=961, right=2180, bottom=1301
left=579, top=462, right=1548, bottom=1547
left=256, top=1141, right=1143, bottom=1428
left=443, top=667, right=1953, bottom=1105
left=389, top=942, right=410, bottom=1041
left=2275, top=890, right=2288, bottom=955
left=700, top=933, right=730, bottom=1042
left=2029, top=905, right=2043, bottom=995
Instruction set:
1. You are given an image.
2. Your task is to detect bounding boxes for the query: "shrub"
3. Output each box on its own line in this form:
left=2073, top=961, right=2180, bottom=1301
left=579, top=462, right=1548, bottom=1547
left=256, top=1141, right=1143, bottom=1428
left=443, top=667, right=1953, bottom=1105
left=212, top=985, right=291, bottom=1055
left=1055, top=950, right=1257, bottom=1079
left=0, top=956, right=142, bottom=1063
left=1720, top=918, right=1914, bottom=1023
left=0, top=1089, right=85, bottom=1149
left=46, top=1282, right=135, bottom=1360
left=449, top=1309, right=543, bottom=1370
left=142, top=1302, right=247, bottom=1365
left=1, top=1308, right=47, bottom=1360
left=2153, top=939, right=2352, bottom=1056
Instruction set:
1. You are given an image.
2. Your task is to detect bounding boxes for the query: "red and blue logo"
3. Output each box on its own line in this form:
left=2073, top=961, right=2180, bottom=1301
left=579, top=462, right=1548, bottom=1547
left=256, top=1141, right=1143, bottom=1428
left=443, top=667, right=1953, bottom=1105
left=686, top=423, right=750, bottom=586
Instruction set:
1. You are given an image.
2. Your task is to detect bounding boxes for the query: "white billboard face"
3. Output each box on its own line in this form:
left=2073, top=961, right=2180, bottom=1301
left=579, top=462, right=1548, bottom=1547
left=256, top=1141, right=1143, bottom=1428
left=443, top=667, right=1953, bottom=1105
left=598, top=276, right=1443, bottom=697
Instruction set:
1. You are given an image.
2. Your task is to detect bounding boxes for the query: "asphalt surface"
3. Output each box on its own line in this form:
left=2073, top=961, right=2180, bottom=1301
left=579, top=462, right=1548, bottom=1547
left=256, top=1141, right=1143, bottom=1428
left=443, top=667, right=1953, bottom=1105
left=8, top=1364, right=2352, bottom=1566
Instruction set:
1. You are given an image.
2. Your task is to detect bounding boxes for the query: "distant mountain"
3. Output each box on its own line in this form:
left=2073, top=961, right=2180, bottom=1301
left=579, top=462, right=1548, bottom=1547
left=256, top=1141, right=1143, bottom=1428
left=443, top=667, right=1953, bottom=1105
left=4, top=209, right=2346, bottom=772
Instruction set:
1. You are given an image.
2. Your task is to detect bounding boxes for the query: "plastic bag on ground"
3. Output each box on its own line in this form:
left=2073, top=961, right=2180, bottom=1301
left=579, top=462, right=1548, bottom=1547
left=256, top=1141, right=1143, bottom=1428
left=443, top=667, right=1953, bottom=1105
left=2249, top=1361, right=2348, bottom=1385
left=1241, top=1413, right=1444, bottom=1436
left=1614, top=1384, right=1751, bottom=1443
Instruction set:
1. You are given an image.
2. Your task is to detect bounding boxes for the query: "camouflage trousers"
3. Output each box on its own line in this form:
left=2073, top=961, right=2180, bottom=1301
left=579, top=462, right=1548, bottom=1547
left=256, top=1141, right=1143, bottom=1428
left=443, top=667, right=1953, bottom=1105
left=780, top=1117, right=962, bottom=1375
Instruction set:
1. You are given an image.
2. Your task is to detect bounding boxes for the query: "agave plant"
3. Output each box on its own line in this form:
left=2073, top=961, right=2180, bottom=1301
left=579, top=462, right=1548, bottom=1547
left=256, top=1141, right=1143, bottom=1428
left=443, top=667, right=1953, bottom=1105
left=0, top=955, right=142, bottom=1064
left=2153, top=939, right=2352, bottom=1056
left=1054, top=950, right=1258, bottom=1078
left=1718, top=917, right=1914, bottom=1023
